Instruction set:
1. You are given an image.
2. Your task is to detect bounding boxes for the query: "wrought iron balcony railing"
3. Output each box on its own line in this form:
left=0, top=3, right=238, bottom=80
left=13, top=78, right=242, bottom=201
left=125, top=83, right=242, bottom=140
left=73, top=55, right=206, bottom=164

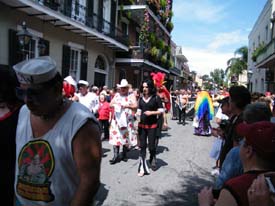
left=255, top=39, right=275, bottom=65
left=35, top=0, right=128, bottom=46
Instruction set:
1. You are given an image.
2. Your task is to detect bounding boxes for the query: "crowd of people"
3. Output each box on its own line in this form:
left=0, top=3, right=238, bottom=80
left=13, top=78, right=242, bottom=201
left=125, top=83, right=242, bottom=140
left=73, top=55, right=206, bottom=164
left=1, top=56, right=275, bottom=205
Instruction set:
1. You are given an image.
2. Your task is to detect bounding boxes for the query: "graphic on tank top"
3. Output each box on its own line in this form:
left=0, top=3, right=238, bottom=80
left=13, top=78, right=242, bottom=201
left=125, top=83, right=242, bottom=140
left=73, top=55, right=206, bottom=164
left=16, top=140, right=55, bottom=202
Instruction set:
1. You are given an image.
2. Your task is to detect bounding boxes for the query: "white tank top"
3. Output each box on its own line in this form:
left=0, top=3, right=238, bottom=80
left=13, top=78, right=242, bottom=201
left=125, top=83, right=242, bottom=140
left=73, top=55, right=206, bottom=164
left=14, top=102, right=97, bottom=205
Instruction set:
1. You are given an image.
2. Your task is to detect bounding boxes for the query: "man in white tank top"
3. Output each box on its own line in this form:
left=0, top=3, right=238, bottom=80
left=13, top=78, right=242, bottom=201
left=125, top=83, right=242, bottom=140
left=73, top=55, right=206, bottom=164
left=13, top=56, right=102, bottom=206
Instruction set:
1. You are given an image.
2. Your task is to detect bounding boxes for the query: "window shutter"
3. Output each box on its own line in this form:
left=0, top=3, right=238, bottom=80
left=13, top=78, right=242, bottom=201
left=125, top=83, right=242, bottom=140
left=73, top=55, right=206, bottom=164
left=38, top=38, right=50, bottom=56
left=86, top=0, right=93, bottom=27
left=8, top=29, right=22, bottom=66
left=62, top=45, right=71, bottom=78
left=110, top=0, right=116, bottom=36
left=80, top=50, right=88, bottom=80
left=64, top=0, right=72, bottom=17
left=98, top=0, right=103, bottom=32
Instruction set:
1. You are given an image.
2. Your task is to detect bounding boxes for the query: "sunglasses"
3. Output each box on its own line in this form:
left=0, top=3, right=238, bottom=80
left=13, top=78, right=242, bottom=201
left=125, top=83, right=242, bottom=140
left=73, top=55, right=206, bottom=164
left=15, top=87, right=49, bottom=102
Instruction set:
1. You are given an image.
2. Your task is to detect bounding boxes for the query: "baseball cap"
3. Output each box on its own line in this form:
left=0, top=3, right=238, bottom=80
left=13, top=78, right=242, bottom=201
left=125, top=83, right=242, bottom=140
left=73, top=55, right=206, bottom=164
left=13, top=56, right=57, bottom=84
left=217, top=96, right=229, bottom=106
left=236, top=121, right=275, bottom=162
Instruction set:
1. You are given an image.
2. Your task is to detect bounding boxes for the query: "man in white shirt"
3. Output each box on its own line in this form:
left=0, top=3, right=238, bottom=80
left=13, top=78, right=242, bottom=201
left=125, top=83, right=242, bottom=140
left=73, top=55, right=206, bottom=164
left=77, top=80, right=99, bottom=115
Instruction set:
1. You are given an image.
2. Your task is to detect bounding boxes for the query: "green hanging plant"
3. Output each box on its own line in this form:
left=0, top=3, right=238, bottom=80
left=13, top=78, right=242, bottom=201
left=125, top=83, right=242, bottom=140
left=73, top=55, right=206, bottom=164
left=166, top=21, right=174, bottom=32
left=148, top=33, right=156, bottom=46
left=251, top=42, right=266, bottom=62
left=150, top=46, right=159, bottom=58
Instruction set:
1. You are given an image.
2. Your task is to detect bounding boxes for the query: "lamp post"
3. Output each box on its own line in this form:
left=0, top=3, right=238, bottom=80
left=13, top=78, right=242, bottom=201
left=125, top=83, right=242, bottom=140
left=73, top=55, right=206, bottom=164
left=17, top=21, right=32, bottom=60
left=247, top=69, right=253, bottom=92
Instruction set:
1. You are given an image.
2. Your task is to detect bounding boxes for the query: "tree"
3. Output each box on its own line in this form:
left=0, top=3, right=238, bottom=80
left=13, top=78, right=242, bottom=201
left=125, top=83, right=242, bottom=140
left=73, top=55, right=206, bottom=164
left=226, top=46, right=248, bottom=81
left=210, top=68, right=225, bottom=87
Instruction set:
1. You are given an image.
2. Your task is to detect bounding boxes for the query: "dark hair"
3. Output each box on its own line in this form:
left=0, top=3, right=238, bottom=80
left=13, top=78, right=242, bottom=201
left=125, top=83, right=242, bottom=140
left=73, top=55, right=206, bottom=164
left=140, top=79, right=156, bottom=96
left=229, top=85, right=251, bottom=109
left=0, top=67, right=20, bottom=107
left=243, top=103, right=272, bottom=123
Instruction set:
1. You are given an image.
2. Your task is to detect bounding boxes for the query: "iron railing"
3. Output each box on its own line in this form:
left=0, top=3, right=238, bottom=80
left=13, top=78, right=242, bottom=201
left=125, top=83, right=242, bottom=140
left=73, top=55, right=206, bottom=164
left=256, top=39, right=275, bottom=65
left=34, top=0, right=128, bottom=46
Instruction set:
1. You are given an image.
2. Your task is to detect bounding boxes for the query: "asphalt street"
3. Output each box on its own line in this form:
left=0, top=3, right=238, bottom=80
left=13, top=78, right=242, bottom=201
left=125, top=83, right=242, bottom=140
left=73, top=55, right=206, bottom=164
left=95, top=117, right=216, bottom=206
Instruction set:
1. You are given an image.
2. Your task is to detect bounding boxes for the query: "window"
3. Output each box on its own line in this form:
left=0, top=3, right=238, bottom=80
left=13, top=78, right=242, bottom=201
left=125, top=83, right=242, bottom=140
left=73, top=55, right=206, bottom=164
left=121, top=22, right=128, bottom=36
left=21, top=38, right=40, bottom=60
left=119, top=70, right=126, bottom=80
left=103, top=0, right=111, bottom=33
left=95, top=56, right=106, bottom=70
left=265, top=25, right=268, bottom=41
left=94, top=55, right=108, bottom=87
left=69, top=49, right=81, bottom=80
left=72, top=0, right=86, bottom=23
left=258, top=35, right=260, bottom=45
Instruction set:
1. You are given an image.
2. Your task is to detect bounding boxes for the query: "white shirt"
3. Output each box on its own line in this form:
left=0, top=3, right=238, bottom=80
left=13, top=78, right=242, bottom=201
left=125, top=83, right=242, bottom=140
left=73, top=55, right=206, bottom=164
left=77, top=92, right=99, bottom=113
left=215, top=106, right=229, bottom=120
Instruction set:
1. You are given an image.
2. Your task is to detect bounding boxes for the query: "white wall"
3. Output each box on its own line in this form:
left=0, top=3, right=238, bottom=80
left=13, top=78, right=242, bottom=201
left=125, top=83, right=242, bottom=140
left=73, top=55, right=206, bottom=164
left=0, top=4, right=115, bottom=86
left=248, top=0, right=273, bottom=93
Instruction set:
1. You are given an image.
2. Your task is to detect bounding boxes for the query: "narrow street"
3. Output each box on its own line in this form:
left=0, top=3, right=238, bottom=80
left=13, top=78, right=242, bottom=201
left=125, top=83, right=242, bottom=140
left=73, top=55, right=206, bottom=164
left=95, top=118, right=216, bottom=206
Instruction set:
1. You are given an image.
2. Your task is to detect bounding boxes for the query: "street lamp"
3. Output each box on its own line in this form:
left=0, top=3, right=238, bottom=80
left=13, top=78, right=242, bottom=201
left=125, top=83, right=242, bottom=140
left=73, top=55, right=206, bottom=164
left=17, top=21, right=32, bottom=47
left=247, top=69, right=253, bottom=92
left=17, top=21, right=32, bottom=59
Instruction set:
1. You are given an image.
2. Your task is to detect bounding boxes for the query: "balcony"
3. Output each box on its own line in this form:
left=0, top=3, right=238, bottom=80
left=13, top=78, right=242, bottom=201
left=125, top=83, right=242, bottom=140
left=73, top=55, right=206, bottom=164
left=119, top=0, right=173, bottom=35
left=255, top=39, right=275, bottom=68
left=2, top=0, right=128, bottom=51
left=116, top=45, right=172, bottom=74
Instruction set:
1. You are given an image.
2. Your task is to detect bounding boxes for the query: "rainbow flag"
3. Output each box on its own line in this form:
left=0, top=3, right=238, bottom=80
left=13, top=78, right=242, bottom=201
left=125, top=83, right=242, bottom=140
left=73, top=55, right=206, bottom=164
left=194, top=91, right=214, bottom=120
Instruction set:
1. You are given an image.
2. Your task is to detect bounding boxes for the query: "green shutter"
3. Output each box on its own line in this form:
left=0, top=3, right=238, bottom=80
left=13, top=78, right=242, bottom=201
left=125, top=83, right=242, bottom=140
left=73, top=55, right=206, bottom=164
left=64, top=0, right=72, bottom=17
left=38, top=38, right=50, bottom=56
left=8, top=29, right=23, bottom=66
left=80, top=50, right=88, bottom=80
left=62, top=45, right=71, bottom=78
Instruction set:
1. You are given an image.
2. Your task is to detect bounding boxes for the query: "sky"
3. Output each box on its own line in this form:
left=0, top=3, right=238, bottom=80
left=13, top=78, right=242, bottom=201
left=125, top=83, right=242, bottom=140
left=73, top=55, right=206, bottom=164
left=171, top=0, right=267, bottom=76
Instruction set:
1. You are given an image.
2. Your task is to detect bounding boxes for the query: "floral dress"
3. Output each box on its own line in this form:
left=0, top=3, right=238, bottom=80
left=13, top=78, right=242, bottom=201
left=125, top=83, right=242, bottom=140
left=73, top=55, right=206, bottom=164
left=109, top=93, right=137, bottom=146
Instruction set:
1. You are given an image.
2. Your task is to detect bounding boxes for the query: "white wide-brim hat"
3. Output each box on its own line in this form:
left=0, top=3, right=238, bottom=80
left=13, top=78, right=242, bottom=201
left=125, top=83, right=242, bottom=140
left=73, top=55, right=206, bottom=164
left=117, top=79, right=129, bottom=88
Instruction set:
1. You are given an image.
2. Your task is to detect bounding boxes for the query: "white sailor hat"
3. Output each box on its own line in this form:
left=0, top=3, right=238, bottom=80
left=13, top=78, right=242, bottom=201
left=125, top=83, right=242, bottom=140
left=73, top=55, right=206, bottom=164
left=64, top=75, right=77, bottom=87
left=13, top=56, right=57, bottom=84
left=78, top=80, right=89, bottom=86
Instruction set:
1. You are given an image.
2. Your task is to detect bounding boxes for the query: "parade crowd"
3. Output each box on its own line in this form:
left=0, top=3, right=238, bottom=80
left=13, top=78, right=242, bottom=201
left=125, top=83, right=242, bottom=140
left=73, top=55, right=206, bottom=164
left=1, top=56, right=275, bottom=206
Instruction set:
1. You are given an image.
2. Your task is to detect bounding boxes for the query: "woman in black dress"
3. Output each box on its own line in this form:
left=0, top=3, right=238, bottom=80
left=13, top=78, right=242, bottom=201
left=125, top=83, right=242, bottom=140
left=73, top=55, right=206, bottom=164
left=136, top=79, right=164, bottom=176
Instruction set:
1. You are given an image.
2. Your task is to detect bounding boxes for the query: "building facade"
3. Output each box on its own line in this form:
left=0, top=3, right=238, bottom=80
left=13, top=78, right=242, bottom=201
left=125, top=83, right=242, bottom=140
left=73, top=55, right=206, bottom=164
left=115, top=0, right=174, bottom=88
left=248, top=0, right=275, bottom=93
left=0, top=0, right=128, bottom=87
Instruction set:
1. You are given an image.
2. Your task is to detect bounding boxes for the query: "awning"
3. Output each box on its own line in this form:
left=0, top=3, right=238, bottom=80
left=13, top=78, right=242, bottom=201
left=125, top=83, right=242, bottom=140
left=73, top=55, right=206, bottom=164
left=169, top=67, right=181, bottom=76
left=116, top=58, right=170, bottom=74
left=256, top=53, right=275, bottom=68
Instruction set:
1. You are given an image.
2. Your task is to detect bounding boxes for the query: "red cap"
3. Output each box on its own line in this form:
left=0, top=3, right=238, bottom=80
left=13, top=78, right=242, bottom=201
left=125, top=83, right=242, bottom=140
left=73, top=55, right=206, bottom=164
left=237, top=121, right=275, bottom=162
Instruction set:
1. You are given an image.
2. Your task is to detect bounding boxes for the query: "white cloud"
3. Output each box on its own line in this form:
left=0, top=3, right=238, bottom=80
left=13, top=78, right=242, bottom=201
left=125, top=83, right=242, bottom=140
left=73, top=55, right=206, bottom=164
left=207, top=30, right=248, bottom=50
left=173, top=0, right=228, bottom=23
left=182, top=46, right=233, bottom=76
